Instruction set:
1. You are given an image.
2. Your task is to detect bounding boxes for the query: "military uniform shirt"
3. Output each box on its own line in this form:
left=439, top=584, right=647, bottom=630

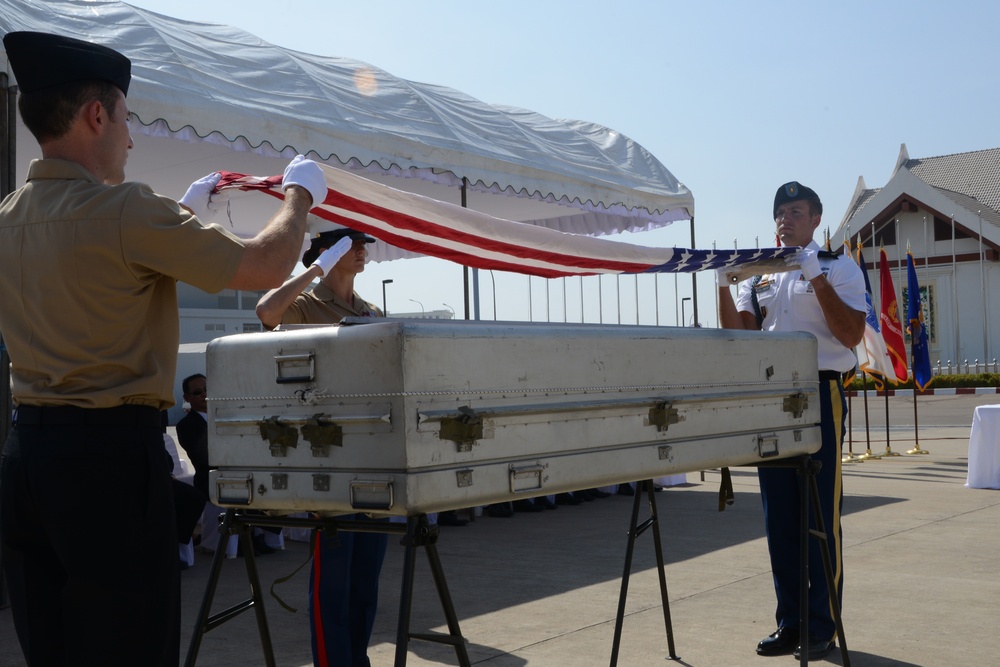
left=280, top=280, right=383, bottom=325
left=735, top=241, right=866, bottom=373
left=0, top=159, right=245, bottom=409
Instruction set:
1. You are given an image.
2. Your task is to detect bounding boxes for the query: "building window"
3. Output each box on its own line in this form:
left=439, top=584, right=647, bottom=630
left=204, top=323, right=226, bottom=332
left=217, top=291, right=239, bottom=310
left=856, top=222, right=896, bottom=249
left=934, top=218, right=972, bottom=242
left=242, top=322, right=263, bottom=333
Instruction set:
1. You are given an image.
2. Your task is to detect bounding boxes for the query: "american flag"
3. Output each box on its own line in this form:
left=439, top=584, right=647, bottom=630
left=216, top=165, right=795, bottom=281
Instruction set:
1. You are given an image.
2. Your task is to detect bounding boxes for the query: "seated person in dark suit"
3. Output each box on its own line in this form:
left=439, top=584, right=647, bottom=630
left=175, top=373, right=209, bottom=496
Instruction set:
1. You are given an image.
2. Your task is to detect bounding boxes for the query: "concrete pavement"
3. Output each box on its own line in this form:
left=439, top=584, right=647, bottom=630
left=2, top=393, right=999, bottom=666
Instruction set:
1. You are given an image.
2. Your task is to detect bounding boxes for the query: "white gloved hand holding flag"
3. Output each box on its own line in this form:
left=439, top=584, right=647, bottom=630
left=179, top=172, right=229, bottom=220
left=786, top=247, right=822, bottom=280
left=716, top=267, right=739, bottom=287
left=281, top=155, right=327, bottom=206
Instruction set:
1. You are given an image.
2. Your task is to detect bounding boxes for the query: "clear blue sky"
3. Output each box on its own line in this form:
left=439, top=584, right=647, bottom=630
left=124, top=0, right=1000, bottom=325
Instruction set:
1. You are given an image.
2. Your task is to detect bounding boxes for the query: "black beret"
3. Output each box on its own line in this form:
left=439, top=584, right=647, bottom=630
left=3, top=31, right=131, bottom=95
left=315, top=228, right=376, bottom=245
left=302, top=228, right=376, bottom=266
left=773, top=181, right=822, bottom=218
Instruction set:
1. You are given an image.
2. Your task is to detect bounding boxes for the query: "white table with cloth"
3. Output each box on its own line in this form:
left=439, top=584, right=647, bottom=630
left=966, top=404, right=1000, bottom=489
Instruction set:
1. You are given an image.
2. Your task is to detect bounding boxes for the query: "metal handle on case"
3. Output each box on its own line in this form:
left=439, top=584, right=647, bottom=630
left=274, top=351, right=315, bottom=384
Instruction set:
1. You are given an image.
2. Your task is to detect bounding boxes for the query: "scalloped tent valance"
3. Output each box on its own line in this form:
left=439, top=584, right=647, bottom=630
left=1, top=0, right=694, bottom=262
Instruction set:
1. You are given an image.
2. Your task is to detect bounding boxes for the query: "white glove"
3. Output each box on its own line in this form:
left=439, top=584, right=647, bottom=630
left=716, top=267, right=738, bottom=287
left=281, top=155, right=327, bottom=206
left=787, top=248, right=822, bottom=280
left=310, top=237, right=353, bottom=276
left=178, top=172, right=226, bottom=219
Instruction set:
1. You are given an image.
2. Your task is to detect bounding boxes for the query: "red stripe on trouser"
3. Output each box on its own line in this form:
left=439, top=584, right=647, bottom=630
left=311, top=533, right=329, bottom=667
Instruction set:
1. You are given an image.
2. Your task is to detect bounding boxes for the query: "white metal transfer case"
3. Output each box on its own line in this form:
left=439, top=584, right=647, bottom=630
left=206, top=319, right=821, bottom=515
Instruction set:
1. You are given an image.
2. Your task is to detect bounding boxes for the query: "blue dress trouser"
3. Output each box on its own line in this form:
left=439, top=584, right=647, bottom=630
left=309, top=515, right=389, bottom=667
left=0, top=406, right=180, bottom=666
left=758, top=376, right=845, bottom=642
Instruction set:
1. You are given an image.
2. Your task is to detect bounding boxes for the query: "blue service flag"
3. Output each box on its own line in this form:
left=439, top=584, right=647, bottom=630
left=856, top=246, right=898, bottom=389
left=906, top=252, right=932, bottom=391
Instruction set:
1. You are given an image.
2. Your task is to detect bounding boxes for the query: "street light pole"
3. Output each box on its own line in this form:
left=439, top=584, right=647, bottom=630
left=681, top=297, right=691, bottom=327
left=409, top=298, right=425, bottom=317
left=381, top=279, right=393, bottom=315
left=442, top=303, right=455, bottom=319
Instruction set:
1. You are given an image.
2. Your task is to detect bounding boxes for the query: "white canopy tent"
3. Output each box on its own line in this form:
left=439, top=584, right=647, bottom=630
left=1, top=0, right=695, bottom=267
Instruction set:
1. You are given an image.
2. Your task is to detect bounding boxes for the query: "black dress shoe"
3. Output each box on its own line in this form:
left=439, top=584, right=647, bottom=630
left=513, top=499, right=544, bottom=513
left=436, top=510, right=469, bottom=527
left=555, top=492, right=583, bottom=506
left=535, top=496, right=557, bottom=510
left=794, top=637, right=835, bottom=660
left=755, top=627, right=798, bottom=656
left=575, top=489, right=596, bottom=501
left=589, top=488, right=611, bottom=498
left=486, top=503, right=514, bottom=518
left=616, top=484, right=635, bottom=496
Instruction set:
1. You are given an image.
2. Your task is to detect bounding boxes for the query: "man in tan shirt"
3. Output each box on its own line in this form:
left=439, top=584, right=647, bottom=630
left=0, top=31, right=327, bottom=666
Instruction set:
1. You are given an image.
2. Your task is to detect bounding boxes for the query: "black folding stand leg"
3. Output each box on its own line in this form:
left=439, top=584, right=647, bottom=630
left=183, top=509, right=276, bottom=667
left=797, top=458, right=810, bottom=667
left=806, top=463, right=851, bottom=667
left=609, top=480, right=678, bottom=666
left=393, top=515, right=470, bottom=667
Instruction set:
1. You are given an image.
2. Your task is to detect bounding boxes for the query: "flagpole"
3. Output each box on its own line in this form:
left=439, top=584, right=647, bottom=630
left=843, top=382, right=863, bottom=463
left=883, top=387, right=899, bottom=456
left=843, top=232, right=862, bottom=464
left=858, top=372, right=880, bottom=460
left=908, top=243, right=930, bottom=455
left=908, top=386, right=928, bottom=455
left=952, top=214, right=959, bottom=367
left=980, top=210, right=986, bottom=365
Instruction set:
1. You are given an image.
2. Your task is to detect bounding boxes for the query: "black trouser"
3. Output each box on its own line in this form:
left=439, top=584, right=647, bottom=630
left=0, top=405, right=180, bottom=666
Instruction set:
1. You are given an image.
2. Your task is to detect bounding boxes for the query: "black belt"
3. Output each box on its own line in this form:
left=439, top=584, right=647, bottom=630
left=818, top=370, right=846, bottom=382
left=15, top=404, right=160, bottom=427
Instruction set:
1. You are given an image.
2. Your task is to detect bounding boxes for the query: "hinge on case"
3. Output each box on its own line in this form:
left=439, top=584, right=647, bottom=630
left=301, top=415, right=343, bottom=457
left=440, top=406, right=483, bottom=452
left=783, top=392, right=808, bottom=419
left=259, top=416, right=298, bottom=457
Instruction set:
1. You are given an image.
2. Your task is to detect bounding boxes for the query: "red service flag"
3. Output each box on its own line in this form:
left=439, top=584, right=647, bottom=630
left=878, top=248, right=909, bottom=383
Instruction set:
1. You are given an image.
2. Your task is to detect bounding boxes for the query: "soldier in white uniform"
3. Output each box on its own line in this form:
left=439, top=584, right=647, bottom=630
left=717, top=182, right=866, bottom=661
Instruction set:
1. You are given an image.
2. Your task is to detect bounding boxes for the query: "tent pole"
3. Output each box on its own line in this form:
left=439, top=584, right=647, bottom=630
left=460, top=178, right=472, bottom=320
left=690, top=217, right=699, bottom=327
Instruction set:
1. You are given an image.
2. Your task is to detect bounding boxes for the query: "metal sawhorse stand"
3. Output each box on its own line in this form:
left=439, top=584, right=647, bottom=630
left=610, top=457, right=851, bottom=667
left=183, top=510, right=471, bottom=667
